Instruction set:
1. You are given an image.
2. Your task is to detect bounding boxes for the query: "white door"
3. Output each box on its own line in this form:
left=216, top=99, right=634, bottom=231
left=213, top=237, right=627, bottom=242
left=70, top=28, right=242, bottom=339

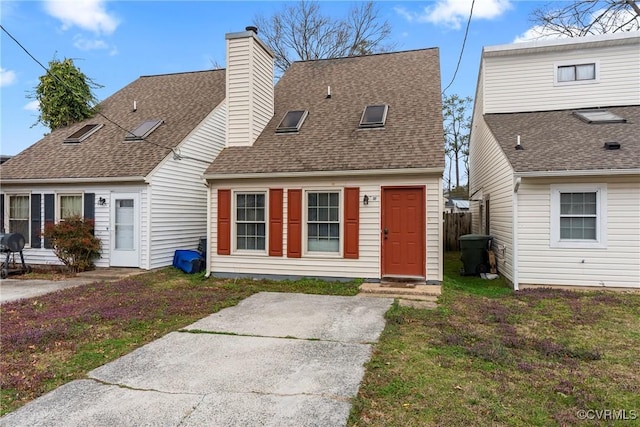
left=110, top=193, right=139, bottom=267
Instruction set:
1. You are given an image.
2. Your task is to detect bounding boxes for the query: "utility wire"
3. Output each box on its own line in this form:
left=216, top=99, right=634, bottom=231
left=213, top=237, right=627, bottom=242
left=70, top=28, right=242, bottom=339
left=442, top=0, right=476, bottom=95
left=1, top=24, right=212, bottom=165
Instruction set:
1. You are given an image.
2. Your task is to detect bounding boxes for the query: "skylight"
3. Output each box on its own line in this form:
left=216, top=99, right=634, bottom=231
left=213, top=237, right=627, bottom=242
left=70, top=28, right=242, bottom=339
left=125, top=119, right=163, bottom=141
left=359, top=104, right=388, bottom=128
left=276, top=110, right=308, bottom=133
left=64, top=124, right=103, bottom=143
left=573, top=110, right=626, bottom=124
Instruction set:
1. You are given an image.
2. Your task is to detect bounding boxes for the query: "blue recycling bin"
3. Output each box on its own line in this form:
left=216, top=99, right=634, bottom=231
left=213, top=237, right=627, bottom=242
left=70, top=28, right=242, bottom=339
left=172, top=250, right=204, bottom=274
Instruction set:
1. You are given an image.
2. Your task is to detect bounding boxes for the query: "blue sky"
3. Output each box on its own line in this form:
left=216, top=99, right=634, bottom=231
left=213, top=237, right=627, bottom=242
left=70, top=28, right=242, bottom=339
left=1, top=0, right=549, bottom=156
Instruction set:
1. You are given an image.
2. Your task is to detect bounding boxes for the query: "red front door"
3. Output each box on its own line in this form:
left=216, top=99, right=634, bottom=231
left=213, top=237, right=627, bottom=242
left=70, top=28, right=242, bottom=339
left=381, top=187, right=425, bottom=278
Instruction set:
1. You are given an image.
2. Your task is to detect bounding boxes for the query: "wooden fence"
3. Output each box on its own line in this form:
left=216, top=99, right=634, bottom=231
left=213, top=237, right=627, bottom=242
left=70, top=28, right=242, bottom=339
left=443, top=212, right=472, bottom=251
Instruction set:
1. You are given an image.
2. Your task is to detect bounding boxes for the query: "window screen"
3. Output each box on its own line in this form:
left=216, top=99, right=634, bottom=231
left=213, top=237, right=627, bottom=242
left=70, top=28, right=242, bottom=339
left=236, top=193, right=266, bottom=250
left=307, top=192, right=340, bottom=252
left=559, top=192, right=597, bottom=240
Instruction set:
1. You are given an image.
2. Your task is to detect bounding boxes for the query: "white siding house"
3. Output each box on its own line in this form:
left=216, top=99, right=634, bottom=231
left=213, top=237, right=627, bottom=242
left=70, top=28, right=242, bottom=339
left=205, top=30, right=445, bottom=284
left=469, top=32, right=640, bottom=290
left=208, top=174, right=443, bottom=282
left=1, top=70, right=227, bottom=270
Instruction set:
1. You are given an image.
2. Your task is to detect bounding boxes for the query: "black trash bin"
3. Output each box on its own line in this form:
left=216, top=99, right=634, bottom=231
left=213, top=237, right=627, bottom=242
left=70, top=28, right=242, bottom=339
left=459, top=234, right=493, bottom=276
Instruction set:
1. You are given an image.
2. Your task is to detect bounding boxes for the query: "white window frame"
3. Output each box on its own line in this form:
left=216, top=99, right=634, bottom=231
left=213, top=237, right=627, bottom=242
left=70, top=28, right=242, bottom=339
left=7, top=194, right=31, bottom=247
left=554, top=60, right=599, bottom=86
left=303, top=189, right=342, bottom=257
left=57, top=193, right=84, bottom=222
left=232, top=190, right=268, bottom=254
left=550, top=184, right=607, bottom=249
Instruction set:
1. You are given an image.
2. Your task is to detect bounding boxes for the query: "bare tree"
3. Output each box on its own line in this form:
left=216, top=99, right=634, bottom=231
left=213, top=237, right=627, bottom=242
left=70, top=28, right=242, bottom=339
left=530, top=0, right=640, bottom=38
left=254, top=0, right=393, bottom=74
left=443, top=94, right=472, bottom=191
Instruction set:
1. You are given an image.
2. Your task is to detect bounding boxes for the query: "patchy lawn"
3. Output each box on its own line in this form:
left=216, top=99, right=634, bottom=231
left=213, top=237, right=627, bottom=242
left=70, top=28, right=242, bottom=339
left=0, top=269, right=360, bottom=415
left=349, top=252, right=640, bottom=426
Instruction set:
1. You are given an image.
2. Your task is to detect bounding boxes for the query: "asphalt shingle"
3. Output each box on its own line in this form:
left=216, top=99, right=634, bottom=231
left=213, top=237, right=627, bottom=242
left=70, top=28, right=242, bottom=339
left=1, top=70, right=226, bottom=180
left=206, top=48, right=445, bottom=176
left=485, top=105, right=640, bottom=173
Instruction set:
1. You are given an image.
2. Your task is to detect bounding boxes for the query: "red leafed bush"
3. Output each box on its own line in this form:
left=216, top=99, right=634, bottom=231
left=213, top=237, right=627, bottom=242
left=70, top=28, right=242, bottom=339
left=43, top=216, right=101, bottom=272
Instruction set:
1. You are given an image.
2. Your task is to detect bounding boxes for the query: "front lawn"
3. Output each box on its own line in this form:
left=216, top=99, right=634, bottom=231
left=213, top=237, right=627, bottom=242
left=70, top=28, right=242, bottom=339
left=0, top=270, right=359, bottom=415
left=348, top=252, right=640, bottom=426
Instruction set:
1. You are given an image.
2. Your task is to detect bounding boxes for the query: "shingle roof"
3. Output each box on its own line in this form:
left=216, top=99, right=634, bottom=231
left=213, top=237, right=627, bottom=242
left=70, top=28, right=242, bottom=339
left=484, top=105, right=640, bottom=173
left=1, top=70, right=226, bottom=180
left=206, top=48, right=444, bottom=176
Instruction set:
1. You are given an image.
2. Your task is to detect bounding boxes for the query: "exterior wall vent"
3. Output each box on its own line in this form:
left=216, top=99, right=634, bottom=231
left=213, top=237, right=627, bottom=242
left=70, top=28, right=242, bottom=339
left=604, top=141, right=621, bottom=150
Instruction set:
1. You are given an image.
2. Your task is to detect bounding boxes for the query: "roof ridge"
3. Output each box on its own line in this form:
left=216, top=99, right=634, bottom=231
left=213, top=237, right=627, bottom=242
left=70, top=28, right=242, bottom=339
left=139, top=68, right=225, bottom=78
left=291, top=47, right=439, bottom=65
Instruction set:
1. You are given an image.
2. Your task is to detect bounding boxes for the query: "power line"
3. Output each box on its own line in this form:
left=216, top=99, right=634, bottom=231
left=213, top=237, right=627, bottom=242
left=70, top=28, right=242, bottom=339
left=0, top=24, right=213, bottom=166
left=442, top=0, right=476, bottom=95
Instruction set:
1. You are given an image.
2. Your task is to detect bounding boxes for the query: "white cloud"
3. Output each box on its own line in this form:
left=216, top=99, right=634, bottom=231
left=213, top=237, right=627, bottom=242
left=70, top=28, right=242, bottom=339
left=513, top=25, right=568, bottom=43
left=514, top=8, right=639, bottom=42
left=0, top=68, right=17, bottom=87
left=394, top=6, right=415, bottom=23
left=396, top=0, right=512, bottom=30
left=73, top=35, right=109, bottom=51
left=24, top=100, right=40, bottom=111
left=44, top=0, right=119, bottom=35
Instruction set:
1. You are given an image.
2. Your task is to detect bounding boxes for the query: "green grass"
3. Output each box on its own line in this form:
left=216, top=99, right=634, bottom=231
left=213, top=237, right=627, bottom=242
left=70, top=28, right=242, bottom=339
left=4, top=257, right=639, bottom=425
left=348, top=252, right=640, bottom=426
left=0, top=270, right=360, bottom=415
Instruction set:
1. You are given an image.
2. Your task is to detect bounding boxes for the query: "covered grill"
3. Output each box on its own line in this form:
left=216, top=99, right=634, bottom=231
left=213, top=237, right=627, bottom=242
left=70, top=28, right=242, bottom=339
left=0, top=233, right=30, bottom=278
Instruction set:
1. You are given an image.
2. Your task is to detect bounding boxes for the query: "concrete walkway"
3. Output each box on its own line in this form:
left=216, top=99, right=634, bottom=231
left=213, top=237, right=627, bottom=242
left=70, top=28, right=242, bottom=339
left=0, top=292, right=393, bottom=427
left=0, top=268, right=144, bottom=304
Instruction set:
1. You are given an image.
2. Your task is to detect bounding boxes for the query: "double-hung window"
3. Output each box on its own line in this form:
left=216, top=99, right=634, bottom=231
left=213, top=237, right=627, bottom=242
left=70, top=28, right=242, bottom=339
left=555, top=61, right=598, bottom=85
left=550, top=184, right=607, bottom=248
left=307, top=191, right=340, bottom=253
left=8, top=195, right=30, bottom=238
left=59, top=194, right=83, bottom=220
left=235, top=193, right=266, bottom=251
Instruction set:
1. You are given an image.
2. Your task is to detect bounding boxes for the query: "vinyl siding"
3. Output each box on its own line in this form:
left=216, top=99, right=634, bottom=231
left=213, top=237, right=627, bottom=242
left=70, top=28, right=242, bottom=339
left=1, top=184, right=146, bottom=268
left=226, top=35, right=274, bottom=147
left=251, top=43, right=275, bottom=143
left=147, top=103, right=226, bottom=270
left=484, top=42, right=640, bottom=113
left=469, top=73, right=515, bottom=282
left=517, top=176, right=640, bottom=288
left=209, top=174, right=443, bottom=282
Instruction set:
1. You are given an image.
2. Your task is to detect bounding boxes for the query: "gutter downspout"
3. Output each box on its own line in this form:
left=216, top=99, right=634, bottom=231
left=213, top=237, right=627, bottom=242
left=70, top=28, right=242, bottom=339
left=512, top=177, right=521, bottom=291
left=205, top=182, right=212, bottom=278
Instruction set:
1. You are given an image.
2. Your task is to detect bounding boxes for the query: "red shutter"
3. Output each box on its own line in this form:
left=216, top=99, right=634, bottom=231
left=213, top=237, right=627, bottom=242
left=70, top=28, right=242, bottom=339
left=287, top=189, right=302, bottom=258
left=269, top=189, right=283, bottom=256
left=344, top=187, right=360, bottom=259
left=217, top=189, right=231, bottom=255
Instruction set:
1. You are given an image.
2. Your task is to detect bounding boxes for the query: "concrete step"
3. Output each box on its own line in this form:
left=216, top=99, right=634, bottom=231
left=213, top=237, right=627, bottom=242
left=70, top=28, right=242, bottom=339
left=359, top=282, right=441, bottom=298
left=380, top=275, right=426, bottom=287
left=358, top=282, right=440, bottom=310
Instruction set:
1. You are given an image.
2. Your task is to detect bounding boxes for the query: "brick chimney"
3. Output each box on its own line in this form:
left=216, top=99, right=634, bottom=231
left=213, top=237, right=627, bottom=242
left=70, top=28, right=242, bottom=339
left=225, top=26, right=275, bottom=147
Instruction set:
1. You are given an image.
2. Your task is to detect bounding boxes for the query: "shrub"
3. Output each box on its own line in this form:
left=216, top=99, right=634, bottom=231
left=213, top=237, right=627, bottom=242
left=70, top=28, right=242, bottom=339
left=43, top=216, right=101, bottom=272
